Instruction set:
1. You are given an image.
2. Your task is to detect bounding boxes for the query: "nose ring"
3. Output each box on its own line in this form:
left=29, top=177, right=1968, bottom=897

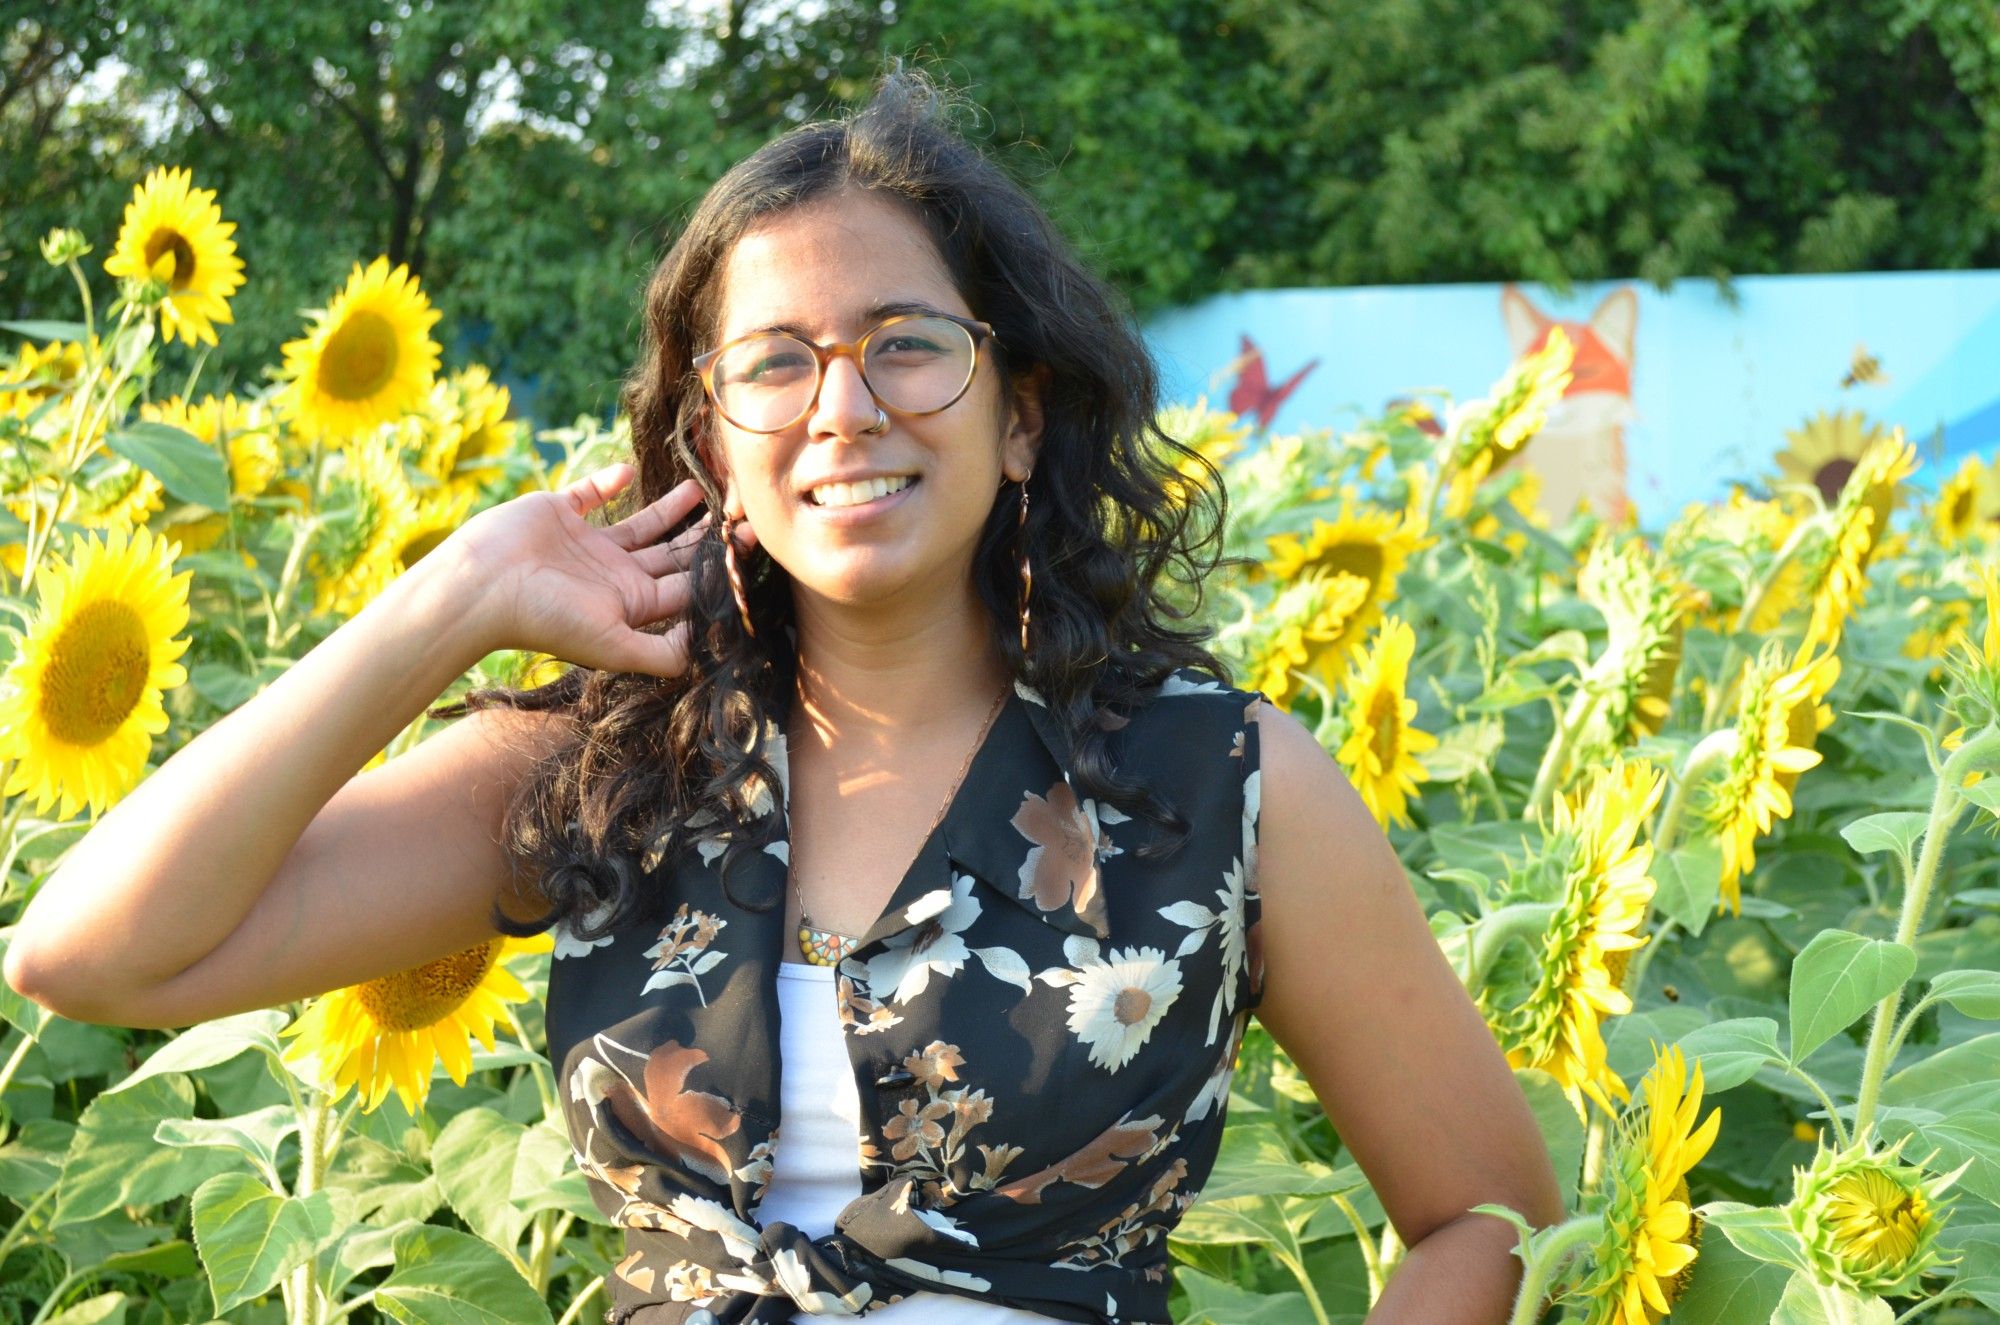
left=862, top=406, right=890, bottom=435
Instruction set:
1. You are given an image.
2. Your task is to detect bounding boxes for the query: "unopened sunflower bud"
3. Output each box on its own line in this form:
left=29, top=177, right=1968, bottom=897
left=1783, top=1131, right=1968, bottom=1298
left=40, top=227, right=91, bottom=265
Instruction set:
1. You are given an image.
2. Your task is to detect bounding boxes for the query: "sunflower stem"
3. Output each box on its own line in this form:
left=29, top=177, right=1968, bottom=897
left=1461, top=903, right=1559, bottom=997
left=288, top=1093, right=332, bottom=1325
left=1701, top=516, right=1820, bottom=731
left=553, top=1276, right=606, bottom=1325
left=0, top=1182, right=56, bottom=1271
left=1526, top=682, right=1604, bottom=821
left=1852, top=728, right=2000, bottom=1139
left=1651, top=729, right=1738, bottom=855
left=1504, top=1213, right=1601, bottom=1325
left=1325, top=1188, right=1383, bottom=1299
left=62, top=257, right=96, bottom=342
left=501, top=1002, right=559, bottom=1121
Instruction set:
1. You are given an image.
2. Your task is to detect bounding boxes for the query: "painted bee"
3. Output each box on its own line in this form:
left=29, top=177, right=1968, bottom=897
left=1841, top=343, right=1887, bottom=389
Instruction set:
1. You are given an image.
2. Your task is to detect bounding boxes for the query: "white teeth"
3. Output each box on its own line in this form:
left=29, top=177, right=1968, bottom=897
left=808, top=474, right=916, bottom=508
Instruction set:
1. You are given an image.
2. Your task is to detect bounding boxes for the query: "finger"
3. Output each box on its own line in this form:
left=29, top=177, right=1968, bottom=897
left=616, top=616, right=694, bottom=680
left=564, top=463, right=636, bottom=520
left=605, top=477, right=707, bottom=552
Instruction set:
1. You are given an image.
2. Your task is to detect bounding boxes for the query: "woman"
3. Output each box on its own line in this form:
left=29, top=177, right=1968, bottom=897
left=5, top=67, right=1560, bottom=1325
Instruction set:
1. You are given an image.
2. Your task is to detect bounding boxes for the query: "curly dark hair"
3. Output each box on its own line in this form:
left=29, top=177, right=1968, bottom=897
left=434, top=62, right=1235, bottom=944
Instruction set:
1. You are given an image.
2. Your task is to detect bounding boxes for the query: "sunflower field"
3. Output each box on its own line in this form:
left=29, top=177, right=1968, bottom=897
left=0, top=168, right=1998, bottom=1325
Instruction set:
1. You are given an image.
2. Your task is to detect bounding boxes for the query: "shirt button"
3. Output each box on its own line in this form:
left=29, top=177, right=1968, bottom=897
left=874, top=1065, right=916, bottom=1089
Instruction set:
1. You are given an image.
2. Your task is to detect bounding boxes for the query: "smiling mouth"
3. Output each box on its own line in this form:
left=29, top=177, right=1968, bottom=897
left=803, top=475, right=921, bottom=508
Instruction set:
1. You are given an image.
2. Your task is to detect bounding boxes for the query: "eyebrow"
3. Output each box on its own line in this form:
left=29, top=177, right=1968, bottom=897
left=736, top=299, right=950, bottom=341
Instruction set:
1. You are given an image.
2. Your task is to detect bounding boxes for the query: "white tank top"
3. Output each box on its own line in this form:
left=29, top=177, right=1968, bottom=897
left=763, top=961, right=1058, bottom=1324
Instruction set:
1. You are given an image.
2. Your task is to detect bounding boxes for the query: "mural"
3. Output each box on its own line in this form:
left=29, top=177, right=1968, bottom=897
left=1142, top=271, right=2000, bottom=529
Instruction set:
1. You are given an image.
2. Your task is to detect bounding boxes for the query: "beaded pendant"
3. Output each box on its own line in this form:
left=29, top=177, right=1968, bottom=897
left=797, top=922, right=861, bottom=967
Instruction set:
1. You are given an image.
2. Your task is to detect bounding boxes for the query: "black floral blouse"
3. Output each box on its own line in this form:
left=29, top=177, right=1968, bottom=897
left=543, top=669, right=1270, bottom=1325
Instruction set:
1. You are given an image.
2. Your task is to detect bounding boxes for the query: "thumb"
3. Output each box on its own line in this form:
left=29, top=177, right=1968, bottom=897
left=564, top=462, right=635, bottom=519
left=612, top=617, right=694, bottom=680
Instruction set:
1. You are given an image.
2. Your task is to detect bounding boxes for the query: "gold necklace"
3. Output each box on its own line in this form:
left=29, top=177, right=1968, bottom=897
left=792, top=680, right=1012, bottom=966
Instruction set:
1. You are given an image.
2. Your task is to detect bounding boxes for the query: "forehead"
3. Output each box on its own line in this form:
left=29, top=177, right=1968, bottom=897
left=716, top=191, right=968, bottom=340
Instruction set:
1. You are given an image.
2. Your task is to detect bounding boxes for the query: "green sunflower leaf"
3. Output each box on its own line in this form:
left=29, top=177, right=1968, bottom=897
left=1837, top=812, right=1931, bottom=861
left=190, top=1172, right=339, bottom=1315
left=1926, top=970, right=2000, bottom=1020
left=376, top=1223, right=554, bottom=1325
left=1772, top=1268, right=1893, bottom=1324
left=105, top=419, right=230, bottom=511
left=1789, top=930, right=1916, bottom=1063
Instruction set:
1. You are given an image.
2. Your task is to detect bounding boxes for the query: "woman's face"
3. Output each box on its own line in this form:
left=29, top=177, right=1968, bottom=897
left=705, top=188, right=1043, bottom=616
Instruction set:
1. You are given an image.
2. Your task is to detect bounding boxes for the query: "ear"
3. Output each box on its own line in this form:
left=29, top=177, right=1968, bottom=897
left=1001, top=362, right=1051, bottom=484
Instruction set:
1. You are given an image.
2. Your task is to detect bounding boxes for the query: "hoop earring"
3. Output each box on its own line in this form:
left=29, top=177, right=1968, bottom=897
left=722, top=513, right=756, bottom=639
left=1016, top=479, right=1032, bottom=654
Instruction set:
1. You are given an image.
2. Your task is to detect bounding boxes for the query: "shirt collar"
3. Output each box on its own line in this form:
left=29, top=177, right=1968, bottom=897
left=753, top=678, right=1112, bottom=952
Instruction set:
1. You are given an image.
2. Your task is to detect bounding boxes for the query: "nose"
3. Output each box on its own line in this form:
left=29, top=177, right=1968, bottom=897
left=808, top=351, right=884, bottom=440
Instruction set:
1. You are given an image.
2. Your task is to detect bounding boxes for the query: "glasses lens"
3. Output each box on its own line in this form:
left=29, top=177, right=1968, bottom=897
left=711, top=334, right=819, bottom=432
left=863, top=316, right=976, bottom=413
left=708, top=316, right=978, bottom=431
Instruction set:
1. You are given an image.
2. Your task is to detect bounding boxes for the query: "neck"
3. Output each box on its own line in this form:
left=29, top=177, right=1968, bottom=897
left=786, top=588, right=1012, bottom=759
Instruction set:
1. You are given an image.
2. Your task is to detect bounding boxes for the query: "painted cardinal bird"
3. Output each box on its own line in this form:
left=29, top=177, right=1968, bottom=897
left=1221, top=334, right=1319, bottom=430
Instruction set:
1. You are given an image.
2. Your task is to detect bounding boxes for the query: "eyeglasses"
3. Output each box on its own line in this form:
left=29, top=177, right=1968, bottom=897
left=694, top=311, right=1001, bottom=434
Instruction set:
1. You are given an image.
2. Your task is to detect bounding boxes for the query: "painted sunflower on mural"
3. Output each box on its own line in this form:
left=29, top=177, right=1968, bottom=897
left=1774, top=409, right=1893, bottom=507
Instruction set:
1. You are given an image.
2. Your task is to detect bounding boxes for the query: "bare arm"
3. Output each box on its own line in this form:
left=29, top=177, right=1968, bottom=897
left=1, top=546, right=521, bottom=1027
left=3, top=468, right=729, bottom=1029
left=1249, top=700, right=1565, bottom=1324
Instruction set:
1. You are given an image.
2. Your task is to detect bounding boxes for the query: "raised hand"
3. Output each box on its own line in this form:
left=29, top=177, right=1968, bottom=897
left=445, top=465, right=755, bottom=679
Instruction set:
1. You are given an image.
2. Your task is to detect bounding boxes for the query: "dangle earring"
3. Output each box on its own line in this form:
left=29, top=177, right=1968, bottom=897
left=721, top=512, right=756, bottom=639
left=1016, top=477, right=1032, bottom=653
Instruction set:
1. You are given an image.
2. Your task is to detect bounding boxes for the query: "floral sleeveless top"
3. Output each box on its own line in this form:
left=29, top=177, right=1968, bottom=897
left=544, top=670, right=1269, bottom=1324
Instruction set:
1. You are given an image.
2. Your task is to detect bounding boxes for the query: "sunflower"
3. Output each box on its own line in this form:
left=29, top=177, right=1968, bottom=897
left=101, top=167, right=245, bottom=348
left=1785, top=1131, right=1964, bottom=1298
left=307, top=434, right=419, bottom=617
left=1701, top=643, right=1840, bottom=915
left=1336, top=616, right=1437, bottom=828
left=1775, top=409, right=1892, bottom=507
left=279, top=930, right=556, bottom=1114
left=1260, top=490, right=1425, bottom=652
left=0, top=525, right=192, bottom=819
left=2, top=338, right=97, bottom=423
left=1245, top=568, right=1374, bottom=704
left=1932, top=455, right=1986, bottom=547
left=1487, top=760, right=1663, bottom=1117
left=1153, top=395, right=1251, bottom=505
left=276, top=256, right=442, bottom=445
left=1576, top=539, right=1693, bottom=760
left=391, top=481, right=477, bottom=572
left=1574, top=1042, right=1721, bottom=1325
left=1451, top=326, right=1574, bottom=488
left=1799, top=430, right=1917, bottom=652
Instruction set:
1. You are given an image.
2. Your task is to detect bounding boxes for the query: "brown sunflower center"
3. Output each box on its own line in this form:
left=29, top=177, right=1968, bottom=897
left=1814, top=458, right=1856, bottom=507
left=1316, top=543, right=1384, bottom=599
left=1601, top=943, right=1633, bottom=988
left=143, top=228, right=197, bottom=290
left=1946, top=486, right=1974, bottom=530
left=40, top=598, right=152, bottom=746
left=1113, top=985, right=1152, bottom=1025
left=318, top=311, right=401, bottom=402
left=398, top=527, right=450, bottom=567
left=354, top=938, right=501, bottom=1031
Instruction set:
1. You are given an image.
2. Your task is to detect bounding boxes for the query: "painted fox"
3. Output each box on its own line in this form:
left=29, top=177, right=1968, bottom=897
left=1499, top=284, right=1637, bottom=524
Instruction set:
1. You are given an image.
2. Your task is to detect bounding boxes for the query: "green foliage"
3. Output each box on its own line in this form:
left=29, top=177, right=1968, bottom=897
left=9, top=1, right=2000, bottom=428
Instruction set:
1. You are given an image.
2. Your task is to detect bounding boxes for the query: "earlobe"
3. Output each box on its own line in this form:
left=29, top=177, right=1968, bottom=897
left=1006, top=363, right=1052, bottom=480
